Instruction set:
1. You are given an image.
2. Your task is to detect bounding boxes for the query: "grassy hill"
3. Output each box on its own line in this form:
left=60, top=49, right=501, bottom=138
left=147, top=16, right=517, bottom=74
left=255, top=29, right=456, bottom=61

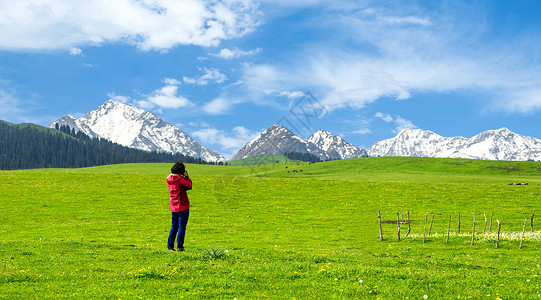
left=0, top=120, right=205, bottom=170
left=1, top=157, right=540, bottom=298
left=81, top=156, right=541, bottom=178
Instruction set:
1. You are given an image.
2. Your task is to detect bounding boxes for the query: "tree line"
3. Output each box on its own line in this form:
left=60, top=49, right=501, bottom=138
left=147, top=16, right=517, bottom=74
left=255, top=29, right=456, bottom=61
left=0, top=121, right=213, bottom=170
left=283, top=150, right=322, bottom=162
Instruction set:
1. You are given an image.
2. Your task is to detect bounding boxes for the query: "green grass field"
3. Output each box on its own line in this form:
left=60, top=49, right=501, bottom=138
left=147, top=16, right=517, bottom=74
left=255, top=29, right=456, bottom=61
left=227, top=154, right=289, bottom=166
left=1, top=157, right=541, bottom=299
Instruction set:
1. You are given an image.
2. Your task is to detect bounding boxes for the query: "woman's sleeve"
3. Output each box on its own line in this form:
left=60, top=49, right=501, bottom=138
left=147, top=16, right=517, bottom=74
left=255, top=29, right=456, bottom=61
left=179, top=177, right=192, bottom=190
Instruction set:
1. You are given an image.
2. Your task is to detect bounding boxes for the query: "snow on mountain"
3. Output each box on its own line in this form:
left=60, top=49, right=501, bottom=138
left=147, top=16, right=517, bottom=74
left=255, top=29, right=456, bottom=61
left=365, top=128, right=465, bottom=158
left=307, top=129, right=367, bottom=160
left=49, top=101, right=541, bottom=163
left=230, top=124, right=330, bottom=161
left=366, top=127, right=541, bottom=161
left=49, top=100, right=225, bottom=162
left=51, top=114, right=81, bottom=133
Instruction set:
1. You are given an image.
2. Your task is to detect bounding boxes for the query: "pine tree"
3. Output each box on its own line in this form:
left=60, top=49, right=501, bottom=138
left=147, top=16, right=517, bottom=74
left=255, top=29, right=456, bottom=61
left=0, top=121, right=213, bottom=170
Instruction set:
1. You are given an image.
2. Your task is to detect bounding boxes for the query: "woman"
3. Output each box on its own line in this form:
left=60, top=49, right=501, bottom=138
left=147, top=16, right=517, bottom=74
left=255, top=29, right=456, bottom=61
left=166, top=162, right=192, bottom=251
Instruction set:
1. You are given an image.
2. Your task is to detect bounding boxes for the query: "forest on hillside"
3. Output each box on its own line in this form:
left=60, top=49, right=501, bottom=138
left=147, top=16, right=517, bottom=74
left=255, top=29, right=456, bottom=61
left=0, top=121, right=210, bottom=170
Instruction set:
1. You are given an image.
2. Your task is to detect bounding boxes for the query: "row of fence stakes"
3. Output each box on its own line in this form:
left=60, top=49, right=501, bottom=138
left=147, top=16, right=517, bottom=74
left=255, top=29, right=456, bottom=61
left=378, top=211, right=535, bottom=249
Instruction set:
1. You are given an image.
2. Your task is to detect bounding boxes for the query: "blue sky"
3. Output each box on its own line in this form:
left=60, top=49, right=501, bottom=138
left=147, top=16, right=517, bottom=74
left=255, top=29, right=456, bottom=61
left=2, top=0, right=541, bottom=158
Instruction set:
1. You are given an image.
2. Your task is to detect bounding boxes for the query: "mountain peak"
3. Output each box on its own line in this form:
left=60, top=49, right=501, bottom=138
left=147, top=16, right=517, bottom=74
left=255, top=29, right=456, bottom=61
left=103, top=99, right=123, bottom=106
left=308, top=129, right=367, bottom=160
left=265, top=124, right=290, bottom=134
left=312, top=128, right=332, bottom=136
left=493, top=127, right=512, bottom=134
left=57, top=114, right=77, bottom=121
left=308, top=128, right=341, bottom=143
left=398, top=127, right=429, bottom=135
left=99, top=99, right=143, bottom=114
left=398, top=127, right=415, bottom=133
left=49, top=100, right=225, bottom=162
left=49, top=114, right=81, bottom=132
left=231, top=124, right=367, bottom=161
left=367, top=127, right=541, bottom=161
left=231, top=124, right=329, bottom=161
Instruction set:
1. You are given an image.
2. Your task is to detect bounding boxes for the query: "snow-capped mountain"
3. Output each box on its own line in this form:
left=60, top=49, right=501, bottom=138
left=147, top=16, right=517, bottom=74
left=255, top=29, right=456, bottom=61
left=49, top=100, right=225, bottom=162
left=307, top=129, right=368, bottom=160
left=231, top=125, right=368, bottom=161
left=366, top=128, right=541, bottom=161
left=49, top=100, right=541, bottom=163
left=231, top=124, right=331, bottom=161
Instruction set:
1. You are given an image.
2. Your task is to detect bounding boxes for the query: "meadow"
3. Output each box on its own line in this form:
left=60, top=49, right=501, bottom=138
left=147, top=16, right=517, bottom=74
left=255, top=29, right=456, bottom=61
left=1, top=157, right=541, bottom=299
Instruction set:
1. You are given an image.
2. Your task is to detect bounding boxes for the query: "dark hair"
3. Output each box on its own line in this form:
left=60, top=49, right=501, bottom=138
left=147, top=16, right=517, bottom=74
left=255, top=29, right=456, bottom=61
left=171, top=162, right=185, bottom=175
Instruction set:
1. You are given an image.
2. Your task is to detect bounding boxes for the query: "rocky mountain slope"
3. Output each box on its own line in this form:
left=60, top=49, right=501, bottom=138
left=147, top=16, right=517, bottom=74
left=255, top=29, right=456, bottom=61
left=307, top=129, right=368, bottom=160
left=231, top=124, right=367, bottom=161
left=230, top=124, right=329, bottom=161
left=49, top=100, right=225, bottom=162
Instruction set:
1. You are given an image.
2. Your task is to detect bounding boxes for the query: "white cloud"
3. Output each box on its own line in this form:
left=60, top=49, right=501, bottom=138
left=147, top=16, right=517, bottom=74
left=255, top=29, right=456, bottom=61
left=279, top=91, right=304, bottom=99
left=264, top=89, right=305, bottom=99
left=233, top=2, right=541, bottom=115
left=191, top=126, right=260, bottom=158
left=134, top=100, right=156, bottom=110
left=0, top=87, right=53, bottom=124
left=0, top=0, right=260, bottom=51
left=353, top=128, right=371, bottom=135
left=383, top=16, right=430, bottom=26
left=492, top=87, right=541, bottom=114
left=210, top=47, right=262, bottom=59
left=0, top=89, right=23, bottom=120
left=68, top=47, right=82, bottom=55
left=241, top=64, right=288, bottom=99
left=393, top=116, right=417, bottom=133
left=203, top=98, right=234, bottom=115
left=183, top=67, right=226, bottom=85
left=375, top=112, right=417, bottom=133
left=163, top=78, right=181, bottom=86
left=125, top=78, right=191, bottom=109
left=188, top=121, right=210, bottom=128
left=360, top=7, right=431, bottom=27
left=375, top=112, right=393, bottom=123
left=106, top=93, right=130, bottom=103
left=265, top=89, right=306, bottom=99
left=146, top=85, right=190, bottom=109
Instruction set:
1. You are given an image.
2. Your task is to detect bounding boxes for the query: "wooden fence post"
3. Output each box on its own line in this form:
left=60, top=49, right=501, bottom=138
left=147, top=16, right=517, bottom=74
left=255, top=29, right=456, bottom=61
left=378, top=210, right=383, bottom=241
left=446, top=214, right=451, bottom=243
left=520, top=218, right=527, bottom=249
left=406, top=212, right=411, bottom=237
left=429, top=213, right=435, bottom=236
left=458, top=212, right=461, bottom=234
left=471, top=213, right=476, bottom=246
left=496, top=220, right=501, bottom=248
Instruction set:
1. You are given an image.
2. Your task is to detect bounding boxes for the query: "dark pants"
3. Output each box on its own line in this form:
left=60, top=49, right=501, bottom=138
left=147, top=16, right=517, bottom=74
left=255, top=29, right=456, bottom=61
left=167, top=210, right=189, bottom=249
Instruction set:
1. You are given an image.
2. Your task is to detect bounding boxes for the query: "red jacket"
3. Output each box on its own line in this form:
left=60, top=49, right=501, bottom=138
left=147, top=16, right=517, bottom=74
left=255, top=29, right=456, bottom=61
left=166, top=174, right=192, bottom=212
